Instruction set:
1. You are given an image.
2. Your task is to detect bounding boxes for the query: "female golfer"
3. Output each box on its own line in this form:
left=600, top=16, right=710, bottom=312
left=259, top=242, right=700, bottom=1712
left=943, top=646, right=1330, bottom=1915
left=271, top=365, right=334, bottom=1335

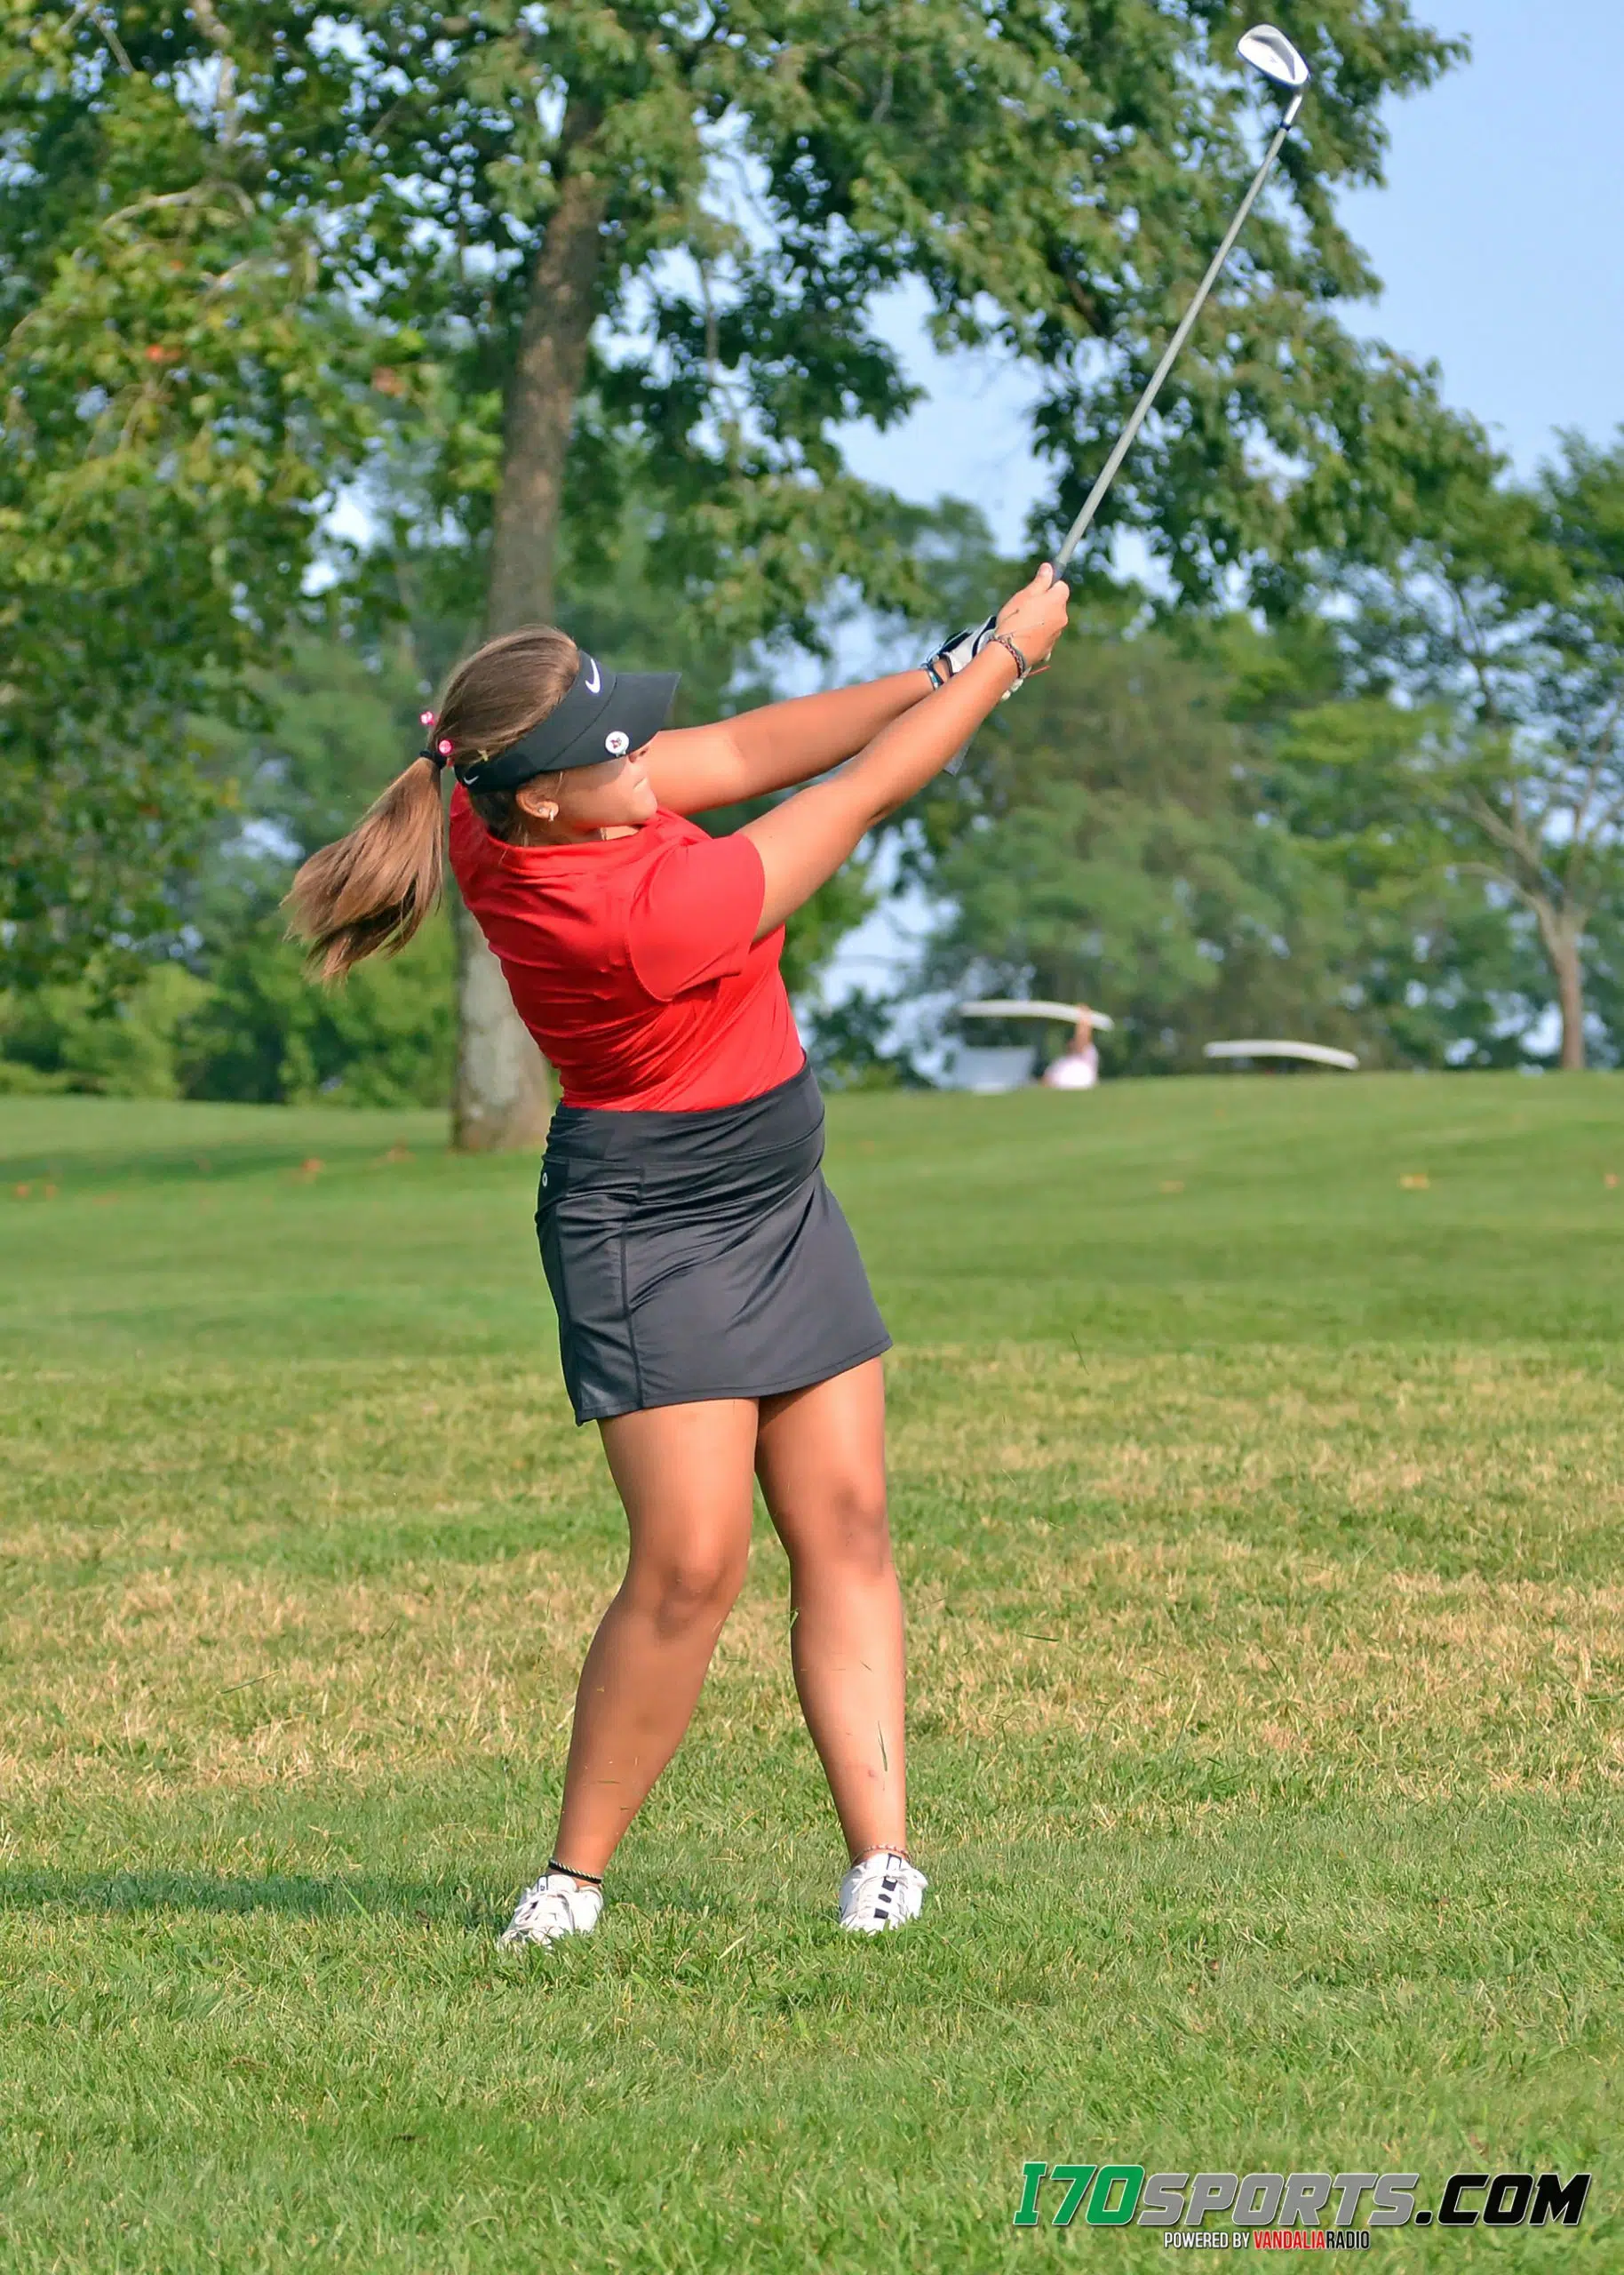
left=287, top=563, right=1070, bottom=1944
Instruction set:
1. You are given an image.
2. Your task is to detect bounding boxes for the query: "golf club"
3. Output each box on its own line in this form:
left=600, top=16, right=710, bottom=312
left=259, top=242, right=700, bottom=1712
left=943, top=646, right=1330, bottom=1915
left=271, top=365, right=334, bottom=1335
left=1050, top=23, right=1311, bottom=576
left=941, top=27, right=1308, bottom=768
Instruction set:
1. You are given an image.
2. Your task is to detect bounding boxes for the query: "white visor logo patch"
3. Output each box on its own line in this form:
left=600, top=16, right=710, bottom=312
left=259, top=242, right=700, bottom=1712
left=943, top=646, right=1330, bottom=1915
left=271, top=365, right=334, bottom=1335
left=583, top=657, right=601, bottom=695
left=605, top=729, right=630, bottom=756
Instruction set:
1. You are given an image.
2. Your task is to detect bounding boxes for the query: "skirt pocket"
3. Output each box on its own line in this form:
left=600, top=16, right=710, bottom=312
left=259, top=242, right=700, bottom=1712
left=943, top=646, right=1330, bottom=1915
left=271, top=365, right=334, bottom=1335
left=536, top=1173, right=646, bottom=1418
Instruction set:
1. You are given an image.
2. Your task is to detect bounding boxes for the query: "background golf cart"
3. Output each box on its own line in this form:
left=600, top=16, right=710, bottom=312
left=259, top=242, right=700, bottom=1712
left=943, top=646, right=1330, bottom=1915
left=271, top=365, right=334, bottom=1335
left=942, top=1018, right=1361, bottom=1090
left=943, top=1001, right=1115, bottom=1092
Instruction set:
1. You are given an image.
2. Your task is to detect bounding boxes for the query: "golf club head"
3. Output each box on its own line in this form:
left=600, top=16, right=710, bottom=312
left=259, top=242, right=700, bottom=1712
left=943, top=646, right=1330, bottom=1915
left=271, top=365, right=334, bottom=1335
left=1238, top=24, right=1310, bottom=92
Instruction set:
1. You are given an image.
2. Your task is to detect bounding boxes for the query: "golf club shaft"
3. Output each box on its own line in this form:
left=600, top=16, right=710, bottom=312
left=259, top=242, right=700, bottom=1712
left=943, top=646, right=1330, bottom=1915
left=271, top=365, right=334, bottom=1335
left=1053, top=109, right=1296, bottom=576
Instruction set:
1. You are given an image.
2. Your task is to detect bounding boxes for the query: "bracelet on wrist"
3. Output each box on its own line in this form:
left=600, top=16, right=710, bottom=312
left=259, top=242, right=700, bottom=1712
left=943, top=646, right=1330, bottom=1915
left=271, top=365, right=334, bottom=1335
left=986, top=630, right=1030, bottom=690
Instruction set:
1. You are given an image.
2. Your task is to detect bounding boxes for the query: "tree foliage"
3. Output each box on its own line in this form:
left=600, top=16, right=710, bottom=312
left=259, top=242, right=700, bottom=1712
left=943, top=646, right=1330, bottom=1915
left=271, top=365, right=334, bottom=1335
left=181, top=909, right=458, bottom=1106
left=920, top=626, right=1360, bottom=1073
left=6, top=0, right=1468, bottom=1017
left=0, top=4, right=377, bottom=983
left=1290, top=430, right=1624, bottom=1067
left=900, top=531, right=1567, bottom=1074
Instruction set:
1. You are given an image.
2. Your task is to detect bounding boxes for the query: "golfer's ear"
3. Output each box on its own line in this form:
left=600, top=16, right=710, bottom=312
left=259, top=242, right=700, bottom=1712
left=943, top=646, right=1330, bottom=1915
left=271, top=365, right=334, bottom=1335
left=514, top=773, right=563, bottom=820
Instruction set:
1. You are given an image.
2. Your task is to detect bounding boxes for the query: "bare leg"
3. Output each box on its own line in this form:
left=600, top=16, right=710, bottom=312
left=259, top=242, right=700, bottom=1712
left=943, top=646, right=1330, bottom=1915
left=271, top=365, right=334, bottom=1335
left=754, top=1359, right=907, bottom=1864
left=549, top=1398, right=760, bottom=1878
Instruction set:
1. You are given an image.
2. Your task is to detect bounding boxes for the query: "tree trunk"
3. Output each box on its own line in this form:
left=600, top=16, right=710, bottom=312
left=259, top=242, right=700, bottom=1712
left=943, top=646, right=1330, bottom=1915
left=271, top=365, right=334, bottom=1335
left=1554, top=929, right=1587, bottom=1072
left=451, top=110, right=607, bottom=1153
left=452, top=892, right=558, bottom=1150
left=484, top=111, right=607, bottom=639
left=1533, top=897, right=1588, bottom=1072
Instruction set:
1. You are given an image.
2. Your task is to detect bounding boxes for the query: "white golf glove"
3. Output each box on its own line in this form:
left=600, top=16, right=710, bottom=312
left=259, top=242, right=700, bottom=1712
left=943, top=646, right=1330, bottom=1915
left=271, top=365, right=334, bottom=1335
left=925, top=612, right=999, bottom=685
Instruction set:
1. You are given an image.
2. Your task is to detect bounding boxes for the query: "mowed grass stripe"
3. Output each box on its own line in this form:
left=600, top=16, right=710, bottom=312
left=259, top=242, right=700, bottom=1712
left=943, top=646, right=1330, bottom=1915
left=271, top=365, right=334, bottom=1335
left=5, top=1349, right=1624, bottom=1804
left=4, top=1073, right=1623, bottom=1360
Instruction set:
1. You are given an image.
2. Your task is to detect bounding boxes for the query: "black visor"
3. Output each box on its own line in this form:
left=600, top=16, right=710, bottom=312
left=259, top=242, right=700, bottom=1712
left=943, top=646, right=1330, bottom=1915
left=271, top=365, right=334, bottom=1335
left=455, top=652, right=680, bottom=793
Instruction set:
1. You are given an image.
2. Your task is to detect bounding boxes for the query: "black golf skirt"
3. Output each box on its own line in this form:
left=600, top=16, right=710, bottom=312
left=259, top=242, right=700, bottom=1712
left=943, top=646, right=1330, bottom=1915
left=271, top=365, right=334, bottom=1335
left=536, top=1058, right=891, bottom=1425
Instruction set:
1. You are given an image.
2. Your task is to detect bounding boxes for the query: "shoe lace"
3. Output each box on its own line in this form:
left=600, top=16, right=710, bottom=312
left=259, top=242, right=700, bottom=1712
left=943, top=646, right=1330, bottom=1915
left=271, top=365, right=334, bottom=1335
left=510, top=1874, right=585, bottom=1937
left=846, top=1850, right=922, bottom=1920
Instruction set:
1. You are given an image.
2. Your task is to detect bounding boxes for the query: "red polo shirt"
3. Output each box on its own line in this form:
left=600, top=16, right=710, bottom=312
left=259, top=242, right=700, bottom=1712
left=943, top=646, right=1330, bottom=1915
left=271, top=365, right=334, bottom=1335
left=448, top=787, right=804, bottom=1111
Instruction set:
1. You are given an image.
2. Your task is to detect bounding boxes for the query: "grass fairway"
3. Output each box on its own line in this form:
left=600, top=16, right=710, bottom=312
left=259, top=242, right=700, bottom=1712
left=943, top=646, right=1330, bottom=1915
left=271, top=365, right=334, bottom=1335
left=3, top=1072, right=1622, bottom=2271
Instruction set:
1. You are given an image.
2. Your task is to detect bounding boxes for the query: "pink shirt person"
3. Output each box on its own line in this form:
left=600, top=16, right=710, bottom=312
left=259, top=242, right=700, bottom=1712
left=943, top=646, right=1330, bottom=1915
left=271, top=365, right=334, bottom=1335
left=1043, top=1011, right=1100, bottom=1090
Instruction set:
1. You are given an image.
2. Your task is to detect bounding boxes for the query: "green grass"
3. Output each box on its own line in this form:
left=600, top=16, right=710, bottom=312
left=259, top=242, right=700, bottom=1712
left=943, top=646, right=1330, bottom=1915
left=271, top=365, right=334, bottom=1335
left=3, top=1073, right=1622, bottom=2271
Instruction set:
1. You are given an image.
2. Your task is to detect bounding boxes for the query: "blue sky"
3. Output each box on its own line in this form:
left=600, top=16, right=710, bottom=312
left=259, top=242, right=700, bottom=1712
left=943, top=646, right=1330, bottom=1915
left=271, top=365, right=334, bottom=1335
left=834, top=0, right=1624, bottom=552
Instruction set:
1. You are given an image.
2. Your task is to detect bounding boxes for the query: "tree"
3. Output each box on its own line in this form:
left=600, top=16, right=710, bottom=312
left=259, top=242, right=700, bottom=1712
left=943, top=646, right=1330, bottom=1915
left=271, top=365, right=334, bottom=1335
left=1304, top=432, right=1624, bottom=1069
left=1188, top=609, right=1548, bottom=1068
left=920, top=623, right=1371, bottom=1071
left=8, top=0, right=1463, bottom=1138
left=802, top=987, right=927, bottom=1090
left=0, top=961, right=209, bottom=1095
left=0, top=6, right=372, bottom=992
left=1584, top=902, right=1624, bottom=1070
left=178, top=908, right=458, bottom=1106
left=1529, top=435, right=1624, bottom=1064
left=1251, top=682, right=1550, bottom=1068
left=904, top=580, right=1554, bottom=1073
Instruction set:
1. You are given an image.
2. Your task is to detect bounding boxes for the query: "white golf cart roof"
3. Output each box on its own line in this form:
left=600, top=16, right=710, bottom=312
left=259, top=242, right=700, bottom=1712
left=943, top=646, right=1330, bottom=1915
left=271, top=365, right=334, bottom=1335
left=959, top=999, right=1116, bottom=1032
left=1204, top=1039, right=1359, bottom=1071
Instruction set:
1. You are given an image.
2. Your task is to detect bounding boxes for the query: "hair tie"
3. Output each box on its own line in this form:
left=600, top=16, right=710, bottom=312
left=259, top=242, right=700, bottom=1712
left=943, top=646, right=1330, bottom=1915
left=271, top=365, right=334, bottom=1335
left=419, top=711, right=454, bottom=770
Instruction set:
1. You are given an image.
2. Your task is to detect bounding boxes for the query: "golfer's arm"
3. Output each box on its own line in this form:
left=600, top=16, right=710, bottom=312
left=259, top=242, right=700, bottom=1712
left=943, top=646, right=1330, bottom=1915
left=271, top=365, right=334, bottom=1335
left=644, top=672, right=933, bottom=816
left=743, top=645, right=1017, bottom=938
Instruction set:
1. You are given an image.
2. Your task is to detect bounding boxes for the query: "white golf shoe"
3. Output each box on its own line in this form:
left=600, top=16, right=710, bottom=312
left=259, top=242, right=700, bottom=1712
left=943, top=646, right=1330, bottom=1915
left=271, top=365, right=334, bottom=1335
left=838, top=1848, right=928, bottom=1934
left=499, top=1869, right=604, bottom=1949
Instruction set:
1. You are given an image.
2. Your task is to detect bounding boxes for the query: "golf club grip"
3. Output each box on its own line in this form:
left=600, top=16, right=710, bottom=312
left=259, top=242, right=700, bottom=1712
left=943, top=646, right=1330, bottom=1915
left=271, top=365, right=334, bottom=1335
left=1051, top=117, right=1294, bottom=578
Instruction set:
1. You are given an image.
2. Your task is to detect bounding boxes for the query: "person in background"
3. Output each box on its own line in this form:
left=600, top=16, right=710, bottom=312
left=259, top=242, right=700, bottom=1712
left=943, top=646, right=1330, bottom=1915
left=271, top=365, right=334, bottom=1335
left=1042, top=1010, right=1100, bottom=1090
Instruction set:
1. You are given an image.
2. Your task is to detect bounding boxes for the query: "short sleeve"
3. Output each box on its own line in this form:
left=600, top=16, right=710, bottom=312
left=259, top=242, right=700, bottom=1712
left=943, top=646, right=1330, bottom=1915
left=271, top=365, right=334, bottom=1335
left=626, top=826, right=767, bottom=1002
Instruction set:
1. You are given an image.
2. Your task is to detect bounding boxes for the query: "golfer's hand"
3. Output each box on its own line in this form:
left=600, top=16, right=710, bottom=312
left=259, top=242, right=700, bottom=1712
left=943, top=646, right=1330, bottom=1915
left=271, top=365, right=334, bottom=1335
left=994, top=563, right=1069, bottom=666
